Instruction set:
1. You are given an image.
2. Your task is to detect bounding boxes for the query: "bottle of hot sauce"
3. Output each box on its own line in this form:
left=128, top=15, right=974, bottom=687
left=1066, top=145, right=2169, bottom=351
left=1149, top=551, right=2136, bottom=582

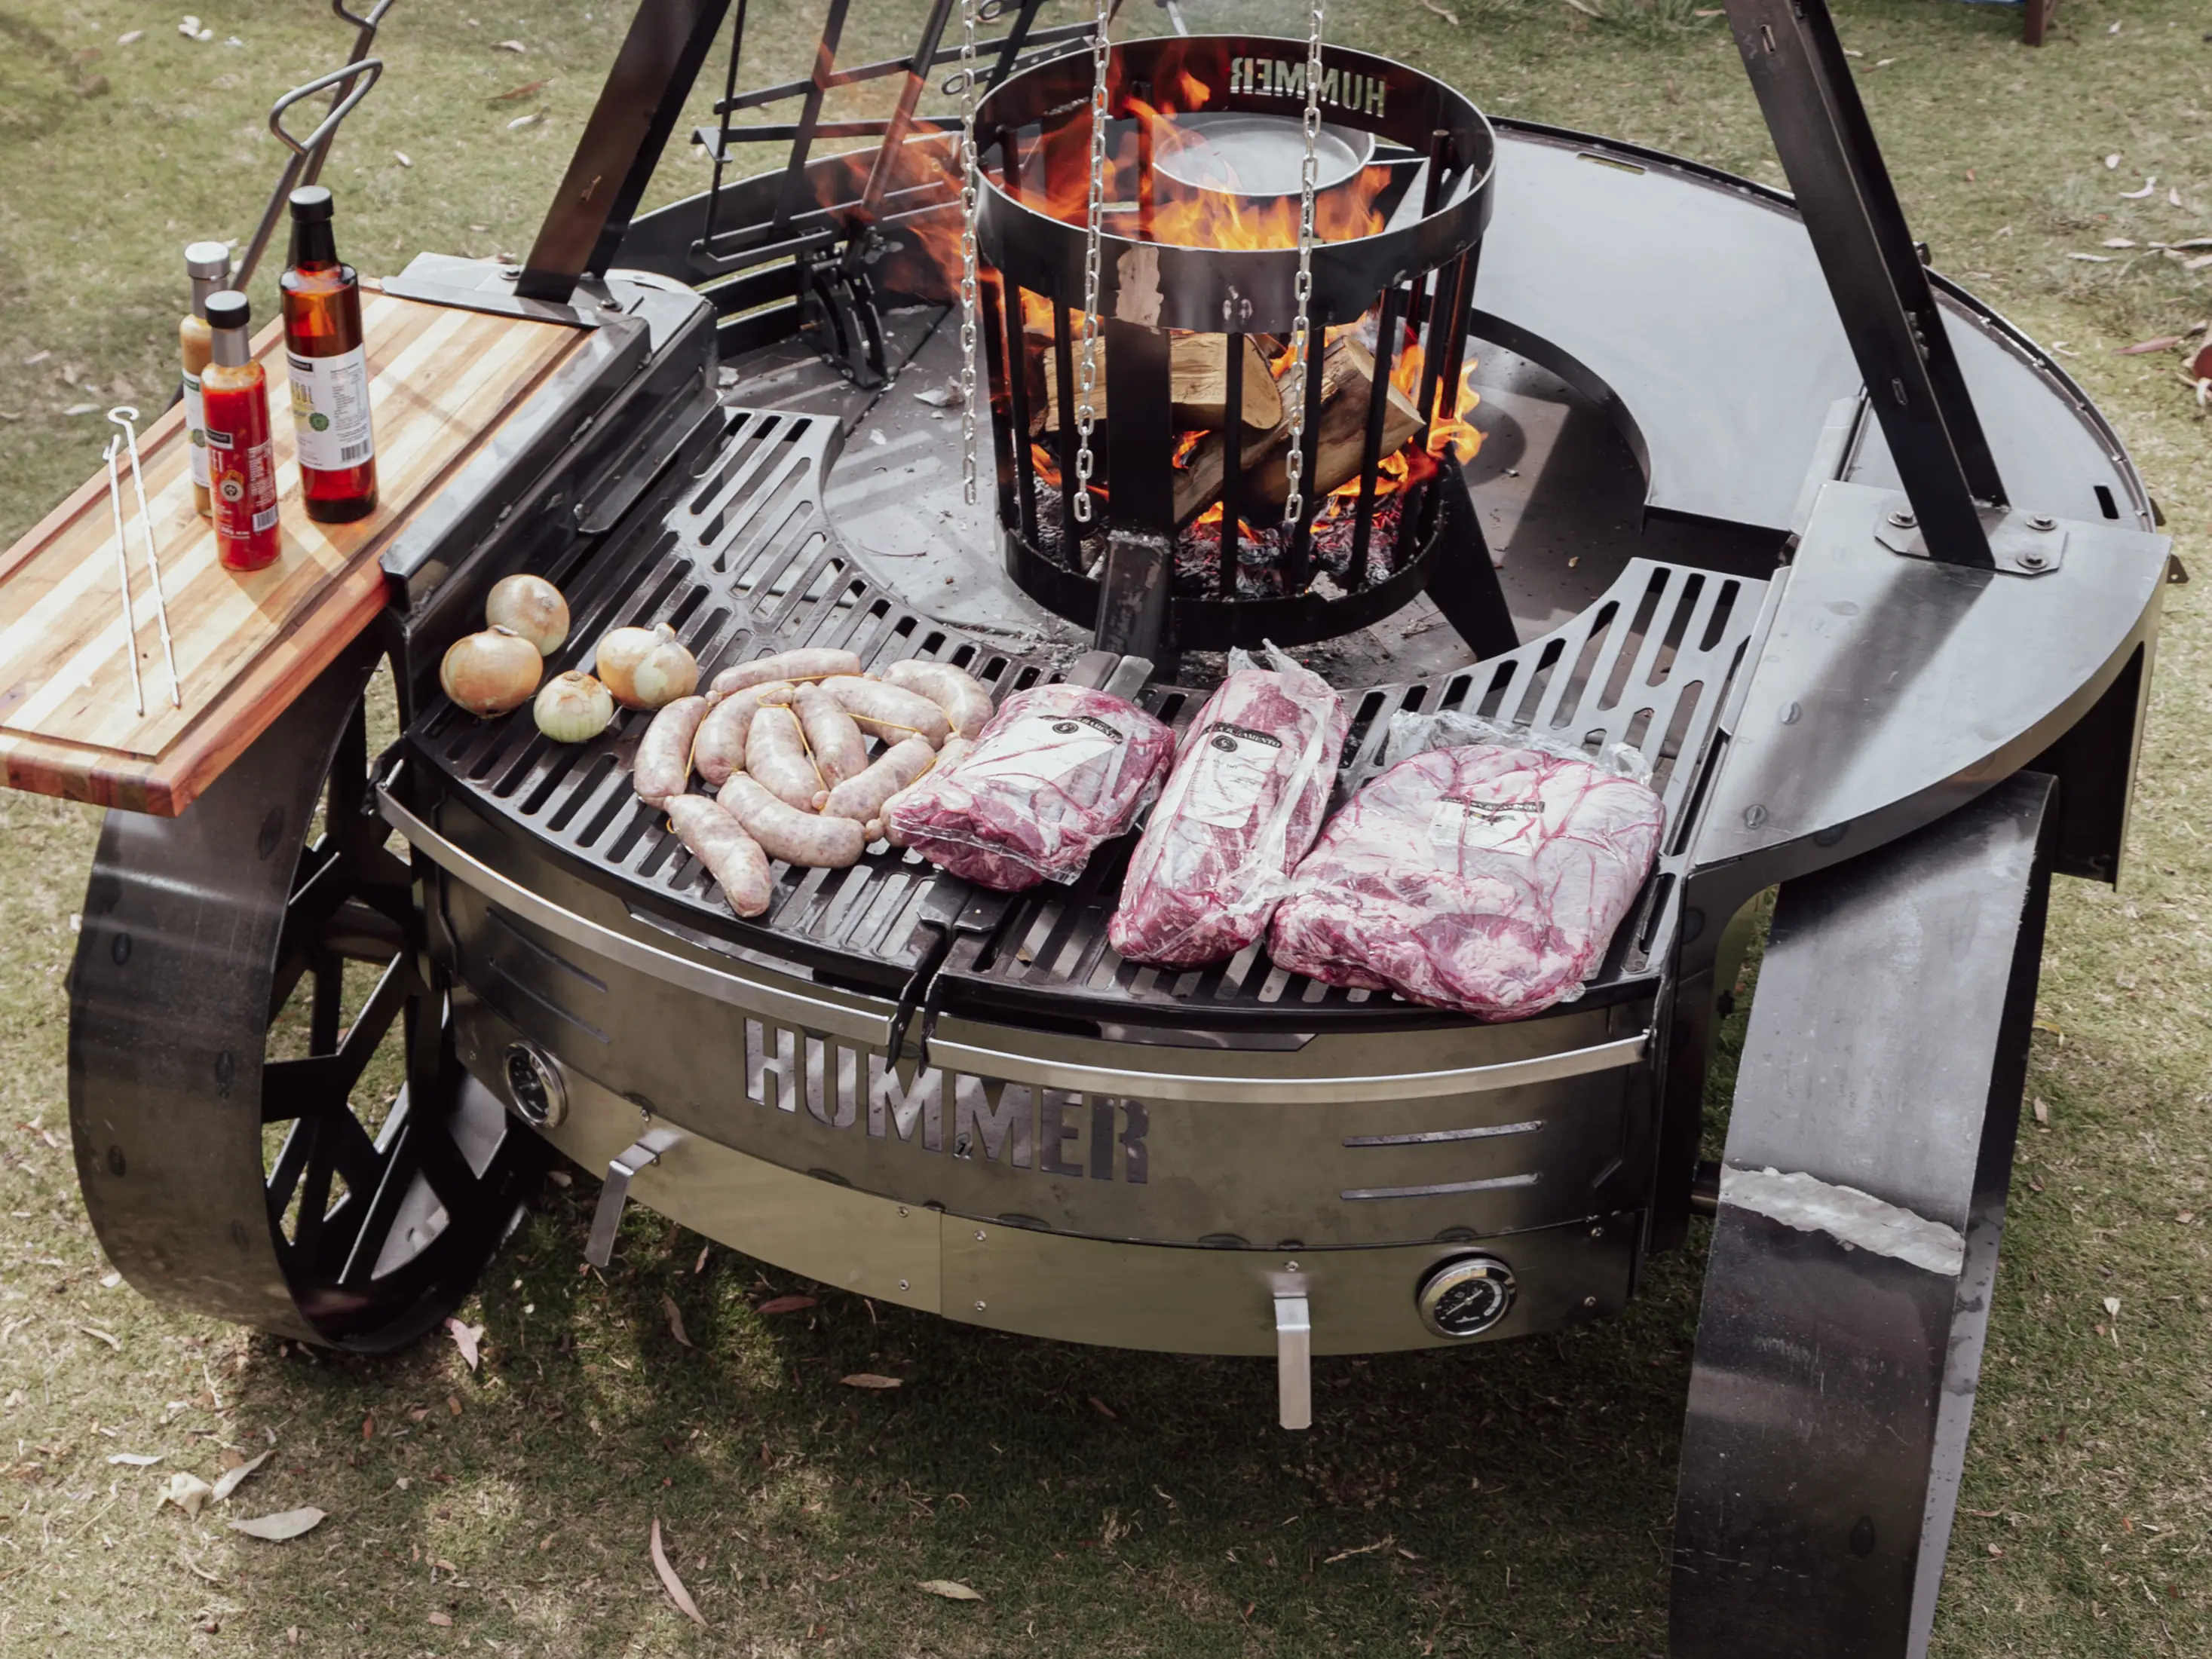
left=201, top=291, right=282, bottom=573
left=179, top=241, right=230, bottom=519
left=280, top=185, right=378, bottom=522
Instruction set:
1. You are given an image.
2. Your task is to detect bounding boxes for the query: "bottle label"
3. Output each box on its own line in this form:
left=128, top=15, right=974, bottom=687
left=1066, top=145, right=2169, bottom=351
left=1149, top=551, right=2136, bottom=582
left=204, top=386, right=281, bottom=567
left=286, top=345, right=375, bottom=473
left=182, top=371, right=209, bottom=489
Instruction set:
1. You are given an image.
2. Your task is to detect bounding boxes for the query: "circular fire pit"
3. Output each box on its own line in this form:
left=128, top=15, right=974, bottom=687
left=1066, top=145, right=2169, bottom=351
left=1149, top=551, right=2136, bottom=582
left=971, top=36, right=1497, bottom=650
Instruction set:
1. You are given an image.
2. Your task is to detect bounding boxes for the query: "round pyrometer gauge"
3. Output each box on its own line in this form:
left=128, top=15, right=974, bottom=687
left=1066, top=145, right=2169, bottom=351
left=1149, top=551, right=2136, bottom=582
left=1417, top=1255, right=1516, bottom=1339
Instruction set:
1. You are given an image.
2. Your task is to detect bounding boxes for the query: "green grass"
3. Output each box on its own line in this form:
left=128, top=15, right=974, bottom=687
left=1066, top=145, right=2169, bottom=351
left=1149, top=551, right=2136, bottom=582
left=2, top=0, right=2209, bottom=1653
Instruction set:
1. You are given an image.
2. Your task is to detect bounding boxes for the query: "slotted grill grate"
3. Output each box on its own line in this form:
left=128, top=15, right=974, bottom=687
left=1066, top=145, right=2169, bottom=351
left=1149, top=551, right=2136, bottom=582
left=409, top=406, right=1062, bottom=995
left=936, top=558, right=1763, bottom=1032
left=410, top=402, right=1760, bottom=1029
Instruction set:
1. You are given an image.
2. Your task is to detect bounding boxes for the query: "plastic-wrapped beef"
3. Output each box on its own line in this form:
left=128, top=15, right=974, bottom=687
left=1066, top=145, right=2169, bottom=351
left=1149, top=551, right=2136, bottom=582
left=886, top=684, right=1173, bottom=890
left=1267, top=739, right=1664, bottom=1020
left=1108, top=652, right=1347, bottom=966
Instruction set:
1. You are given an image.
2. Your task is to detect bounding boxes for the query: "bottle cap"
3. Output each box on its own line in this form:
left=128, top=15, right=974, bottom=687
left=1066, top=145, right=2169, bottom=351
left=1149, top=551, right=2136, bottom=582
left=185, top=241, right=231, bottom=281
left=288, top=185, right=335, bottom=224
left=206, top=290, right=252, bottom=332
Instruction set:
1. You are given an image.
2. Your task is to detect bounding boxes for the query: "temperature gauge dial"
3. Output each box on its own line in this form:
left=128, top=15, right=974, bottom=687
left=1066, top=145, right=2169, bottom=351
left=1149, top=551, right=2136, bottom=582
left=1416, top=1254, right=1516, bottom=1339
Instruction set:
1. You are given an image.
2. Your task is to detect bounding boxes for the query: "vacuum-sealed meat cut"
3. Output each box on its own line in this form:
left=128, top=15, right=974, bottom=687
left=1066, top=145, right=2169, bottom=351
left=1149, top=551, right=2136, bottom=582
left=1109, top=652, right=1347, bottom=966
left=887, top=684, right=1173, bottom=890
left=1267, top=742, right=1664, bottom=1019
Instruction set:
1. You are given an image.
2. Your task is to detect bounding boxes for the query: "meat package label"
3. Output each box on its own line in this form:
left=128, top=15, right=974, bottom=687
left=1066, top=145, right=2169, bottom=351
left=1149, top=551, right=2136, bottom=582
left=959, top=712, right=1124, bottom=789
left=1428, top=786, right=1557, bottom=859
left=1181, top=723, right=1282, bottom=830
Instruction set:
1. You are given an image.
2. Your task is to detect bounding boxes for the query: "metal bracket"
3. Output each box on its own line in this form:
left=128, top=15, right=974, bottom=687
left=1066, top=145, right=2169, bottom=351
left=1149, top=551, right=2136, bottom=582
left=1273, top=1290, right=1313, bottom=1431
left=1873, top=501, right=2066, bottom=577
left=583, top=1126, right=684, bottom=1269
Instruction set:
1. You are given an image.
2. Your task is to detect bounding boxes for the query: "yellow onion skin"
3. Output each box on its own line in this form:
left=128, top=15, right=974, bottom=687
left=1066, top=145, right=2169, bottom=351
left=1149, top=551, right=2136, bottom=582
left=630, top=639, right=700, bottom=709
left=441, top=626, right=542, bottom=717
left=486, top=573, right=570, bottom=656
left=597, top=622, right=694, bottom=709
left=533, top=670, right=615, bottom=743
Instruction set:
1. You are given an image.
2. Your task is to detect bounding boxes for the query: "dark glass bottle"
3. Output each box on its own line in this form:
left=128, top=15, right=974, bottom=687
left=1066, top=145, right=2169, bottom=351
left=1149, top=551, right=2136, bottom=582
left=280, top=186, right=378, bottom=522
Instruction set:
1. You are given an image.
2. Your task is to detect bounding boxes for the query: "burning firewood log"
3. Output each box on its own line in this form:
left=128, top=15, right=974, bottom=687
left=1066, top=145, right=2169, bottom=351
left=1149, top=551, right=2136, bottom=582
left=1169, top=335, right=1422, bottom=528
left=1030, top=329, right=1283, bottom=433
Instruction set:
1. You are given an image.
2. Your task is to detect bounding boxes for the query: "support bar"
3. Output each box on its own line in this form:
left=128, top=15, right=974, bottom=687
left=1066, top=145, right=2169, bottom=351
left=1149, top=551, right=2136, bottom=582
left=1274, top=1291, right=1313, bottom=1431
left=584, top=1127, right=684, bottom=1269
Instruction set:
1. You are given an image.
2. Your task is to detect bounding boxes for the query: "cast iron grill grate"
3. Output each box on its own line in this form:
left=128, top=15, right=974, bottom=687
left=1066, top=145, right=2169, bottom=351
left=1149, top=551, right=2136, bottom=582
left=933, top=557, right=1764, bottom=1032
left=408, top=406, right=1059, bottom=996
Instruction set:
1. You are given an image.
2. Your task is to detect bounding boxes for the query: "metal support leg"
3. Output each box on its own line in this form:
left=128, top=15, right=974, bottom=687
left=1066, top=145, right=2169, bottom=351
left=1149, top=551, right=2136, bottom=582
left=1669, top=773, right=2054, bottom=1657
left=585, top=1127, right=684, bottom=1269
left=1274, top=1291, right=1312, bottom=1432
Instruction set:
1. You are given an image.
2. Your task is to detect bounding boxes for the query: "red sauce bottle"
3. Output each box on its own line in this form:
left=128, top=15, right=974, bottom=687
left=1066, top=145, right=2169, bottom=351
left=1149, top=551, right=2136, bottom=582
left=280, top=185, right=378, bottom=522
left=200, top=290, right=282, bottom=573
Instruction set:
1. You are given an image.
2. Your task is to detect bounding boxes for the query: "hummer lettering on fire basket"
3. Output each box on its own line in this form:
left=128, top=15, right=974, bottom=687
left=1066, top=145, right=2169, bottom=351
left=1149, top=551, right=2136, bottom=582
left=1227, top=55, right=1388, bottom=119
left=743, top=1019, right=1149, bottom=1183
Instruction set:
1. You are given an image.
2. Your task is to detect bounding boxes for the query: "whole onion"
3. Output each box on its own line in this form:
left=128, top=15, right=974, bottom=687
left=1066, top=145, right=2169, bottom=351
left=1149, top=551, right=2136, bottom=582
left=441, top=626, right=542, bottom=717
left=486, top=572, right=569, bottom=656
left=597, top=621, right=698, bottom=710
left=533, top=670, right=615, bottom=743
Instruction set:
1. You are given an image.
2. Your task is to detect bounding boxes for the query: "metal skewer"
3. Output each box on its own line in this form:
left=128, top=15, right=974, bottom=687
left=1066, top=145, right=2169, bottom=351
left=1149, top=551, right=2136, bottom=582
left=107, top=407, right=182, bottom=709
left=100, top=436, right=146, bottom=719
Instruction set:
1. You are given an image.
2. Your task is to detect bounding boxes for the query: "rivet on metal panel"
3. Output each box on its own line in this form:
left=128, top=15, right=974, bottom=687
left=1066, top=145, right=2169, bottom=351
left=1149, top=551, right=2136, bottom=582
left=974, top=1299, right=987, bottom=1312
left=1778, top=701, right=1801, bottom=725
left=899, top=1279, right=910, bottom=1291
left=1742, top=804, right=1768, bottom=829
left=897, top=1206, right=908, bottom=1217
left=1583, top=1296, right=1599, bottom=1309
left=975, top=1229, right=987, bottom=1241
left=1590, top=1226, right=1604, bottom=1238
left=1285, top=1260, right=1300, bottom=1272
left=2027, top=514, right=2057, bottom=532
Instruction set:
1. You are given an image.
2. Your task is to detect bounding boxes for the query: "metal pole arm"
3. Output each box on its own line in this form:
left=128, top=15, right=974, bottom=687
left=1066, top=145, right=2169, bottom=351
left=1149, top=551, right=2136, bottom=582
left=1723, top=0, right=2007, bottom=568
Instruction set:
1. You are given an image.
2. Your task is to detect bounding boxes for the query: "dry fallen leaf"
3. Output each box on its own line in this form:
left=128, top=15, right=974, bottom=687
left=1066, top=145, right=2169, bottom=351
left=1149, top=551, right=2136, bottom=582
left=1420, top=0, right=1459, bottom=22
left=2115, top=336, right=2184, bottom=355
left=229, top=1507, right=326, bottom=1541
left=2033, top=1098, right=2049, bottom=1124
left=2102, top=1296, right=2121, bottom=1317
left=79, top=1326, right=121, bottom=1350
left=161, top=1472, right=213, bottom=1517
left=694, top=1244, right=709, bottom=1275
left=916, top=1579, right=984, bottom=1602
left=651, top=1519, right=707, bottom=1627
left=108, top=1452, right=162, bottom=1467
left=490, top=77, right=551, bottom=101
left=1090, top=1397, right=1118, bottom=1420
left=448, top=1394, right=462, bottom=1418
left=756, top=1294, right=817, bottom=1316
left=212, top=1449, right=271, bottom=1503
left=841, top=1373, right=902, bottom=1391
left=495, top=38, right=525, bottom=51
left=427, top=1611, right=452, bottom=1627
left=394, top=150, right=412, bottom=167
left=447, top=1318, right=484, bottom=1372
left=661, top=1294, right=694, bottom=1348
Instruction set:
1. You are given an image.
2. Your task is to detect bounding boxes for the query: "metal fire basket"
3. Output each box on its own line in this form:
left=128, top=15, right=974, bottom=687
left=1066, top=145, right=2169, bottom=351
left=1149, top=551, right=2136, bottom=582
left=55, top=1, right=2173, bottom=1653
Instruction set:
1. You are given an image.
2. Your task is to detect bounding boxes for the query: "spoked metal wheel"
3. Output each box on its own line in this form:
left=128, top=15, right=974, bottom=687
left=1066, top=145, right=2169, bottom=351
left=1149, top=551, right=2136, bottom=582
left=69, top=638, right=544, bottom=1351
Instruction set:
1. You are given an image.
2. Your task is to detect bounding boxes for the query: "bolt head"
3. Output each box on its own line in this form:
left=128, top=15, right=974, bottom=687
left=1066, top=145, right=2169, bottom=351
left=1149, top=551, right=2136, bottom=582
left=1582, top=1295, right=1599, bottom=1309
left=2027, top=514, right=2057, bottom=532
left=1887, top=509, right=1917, bottom=528
left=975, top=1229, right=987, bottom=1241
left=898, top=1279, right=910, bottom=1291
left=2017, top=551, right=2048, bottom=571
left=974, top=1300, right=987, bottom=1312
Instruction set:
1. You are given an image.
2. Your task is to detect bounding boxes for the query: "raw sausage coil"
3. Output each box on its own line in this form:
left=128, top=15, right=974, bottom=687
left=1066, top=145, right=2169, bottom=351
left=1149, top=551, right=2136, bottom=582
left=717, top=773, right=866, bottom=868
left=693, top=680, right=795, bottom=785
left=665, top=796, right=774, bottom=917
left=794, top=681, right=869, bottom=791
left=746, top=703, right=825, bottom=812
left=633, top=696, right=709, bottom=806
left=820, top=675, right=953, bottom=746
left=709, top=648, right=862, bottom=697
left=881, top=660, right=994, bottom=741
left=823, top=736, right=937, bottom=828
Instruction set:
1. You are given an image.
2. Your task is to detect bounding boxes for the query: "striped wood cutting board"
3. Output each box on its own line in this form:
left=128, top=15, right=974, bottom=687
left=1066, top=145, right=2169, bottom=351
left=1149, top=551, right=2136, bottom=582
left=0, top=288, right=583, bottom=815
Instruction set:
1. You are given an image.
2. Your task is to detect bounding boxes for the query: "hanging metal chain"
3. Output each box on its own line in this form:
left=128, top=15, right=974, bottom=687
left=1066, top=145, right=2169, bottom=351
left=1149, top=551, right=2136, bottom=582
left=956, top=0, right=983, bottom=505
left=1070, top=0, right=1111, bottom=525
left=1277, top=0, right=1328, bottom=542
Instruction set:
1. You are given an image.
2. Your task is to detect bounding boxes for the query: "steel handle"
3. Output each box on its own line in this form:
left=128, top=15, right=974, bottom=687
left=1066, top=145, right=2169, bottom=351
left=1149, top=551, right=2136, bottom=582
left=921, top=1030, right=1649, bottom=1105
left=376, top=785, right=897, bottom=1047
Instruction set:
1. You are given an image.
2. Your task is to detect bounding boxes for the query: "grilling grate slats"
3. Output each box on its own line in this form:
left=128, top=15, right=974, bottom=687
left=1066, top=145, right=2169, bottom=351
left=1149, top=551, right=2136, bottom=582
left=411, top=403, right=1761, bottom=1036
